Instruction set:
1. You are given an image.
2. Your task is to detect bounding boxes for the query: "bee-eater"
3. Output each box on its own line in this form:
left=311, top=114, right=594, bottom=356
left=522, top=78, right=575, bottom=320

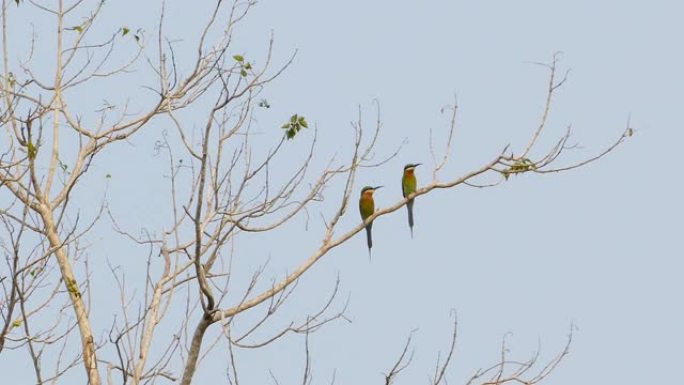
left=359, top=185, right=382, bottom=257
left=401, top=163, right=421, bottom=237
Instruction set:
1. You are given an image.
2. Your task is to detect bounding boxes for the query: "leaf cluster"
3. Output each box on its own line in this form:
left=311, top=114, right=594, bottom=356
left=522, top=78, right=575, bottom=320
left=281, top=114, right=308, bottom=139
left=233, top=54, right=253, bottom=77
left=502, top=158, right=536, bottom=180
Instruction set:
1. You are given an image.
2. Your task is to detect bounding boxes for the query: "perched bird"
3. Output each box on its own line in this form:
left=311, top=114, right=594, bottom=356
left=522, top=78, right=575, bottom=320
left=401, top=163, right=421, bottom=237
left=359, top=185, right=382, bottom=257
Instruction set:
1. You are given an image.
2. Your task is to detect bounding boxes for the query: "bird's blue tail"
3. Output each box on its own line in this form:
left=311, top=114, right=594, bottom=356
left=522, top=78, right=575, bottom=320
left=365, top=222, right=373, bottom=258
left=407, top=199, right=414, bottom=237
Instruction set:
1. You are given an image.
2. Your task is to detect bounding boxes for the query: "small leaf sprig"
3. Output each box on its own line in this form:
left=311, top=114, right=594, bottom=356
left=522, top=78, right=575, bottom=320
left=233, top=54, right=253, bottom=77
left=281, top=114, right=308, bottom=140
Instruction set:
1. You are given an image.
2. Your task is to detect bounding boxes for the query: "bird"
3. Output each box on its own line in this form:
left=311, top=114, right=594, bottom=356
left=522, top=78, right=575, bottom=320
left=401, top=163, right=421, bottom=237
left=359, top=185, right=382, bottom=258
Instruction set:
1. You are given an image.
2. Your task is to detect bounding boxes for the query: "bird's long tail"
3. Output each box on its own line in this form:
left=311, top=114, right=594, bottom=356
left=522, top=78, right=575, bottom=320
left=365, top=222, right=373, bottom=259
left=407, top=199, right=414, bottom=238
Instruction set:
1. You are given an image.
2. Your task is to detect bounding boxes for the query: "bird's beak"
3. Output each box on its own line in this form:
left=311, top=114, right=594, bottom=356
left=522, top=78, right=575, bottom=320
left=374, top=185, right=384, bottom=190
left=415, top=163, right=422, bottom=167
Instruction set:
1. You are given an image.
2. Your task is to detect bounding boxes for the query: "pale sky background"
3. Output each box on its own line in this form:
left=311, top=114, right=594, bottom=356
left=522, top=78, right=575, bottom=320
left=3, top=1, right=683, bottom=384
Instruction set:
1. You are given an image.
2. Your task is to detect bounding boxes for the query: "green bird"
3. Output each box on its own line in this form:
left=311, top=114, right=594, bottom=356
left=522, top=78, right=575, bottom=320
left=401, top=163, right=421, bottom=237
left=359, top=185, right=382, bottom=257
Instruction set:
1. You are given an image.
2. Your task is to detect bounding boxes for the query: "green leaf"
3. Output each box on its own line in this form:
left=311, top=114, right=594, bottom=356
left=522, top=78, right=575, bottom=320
left=122, top=27, right=130, bottom=36
left=505, top=157, right=536, bottom=177
left=258, top=99, right=270, bottom=108
left=286, top=128, right=296, bottom=139
left=134, top=34, right=140, bottom=42
left=240, top=69, right=247, bottom=77
left=27, top=141, right=37, bottom=160
left=105, top=173, right=112, bottom=179
left=290, top=114, right=298, bottom=123
left=233, top=55, right=244, bottom=62
left=73, top=25, right=83, bottom=33
left=281, top=122, right=291, bottom=129
left=298, top=116, right=308, bottom=128
left=244, top=62, right=252, bottom=70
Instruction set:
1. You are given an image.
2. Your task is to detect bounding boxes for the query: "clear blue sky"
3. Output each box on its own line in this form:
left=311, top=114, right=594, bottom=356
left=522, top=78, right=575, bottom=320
left=3, top=1, right=682, bottom=384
